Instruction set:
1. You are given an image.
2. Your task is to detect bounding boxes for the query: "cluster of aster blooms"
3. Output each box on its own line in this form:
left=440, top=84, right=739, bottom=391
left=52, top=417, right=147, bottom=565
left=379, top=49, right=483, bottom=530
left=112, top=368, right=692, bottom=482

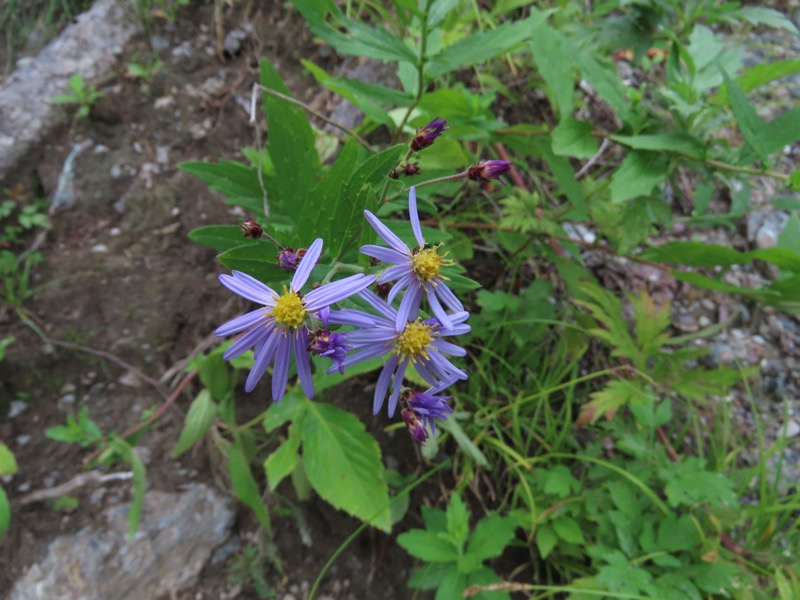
left=216, top=187, right=473, bottom=443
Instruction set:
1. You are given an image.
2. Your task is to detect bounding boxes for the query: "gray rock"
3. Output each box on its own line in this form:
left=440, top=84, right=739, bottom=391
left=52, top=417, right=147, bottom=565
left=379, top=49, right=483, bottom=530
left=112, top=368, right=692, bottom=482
left=746, top=209, right=789, bottom=249
left=0, top=0, right=137, bottom=181
left=10, top=483, right=235, bottom=600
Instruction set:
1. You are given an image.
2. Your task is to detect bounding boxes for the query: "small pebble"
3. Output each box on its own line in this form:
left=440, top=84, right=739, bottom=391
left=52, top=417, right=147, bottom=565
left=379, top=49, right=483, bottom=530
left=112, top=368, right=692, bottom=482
left=8, top=400, right=28, bottom=418
left=16, top=434, right=31, bottom=446
left=59, top=393, right=76, bottom=405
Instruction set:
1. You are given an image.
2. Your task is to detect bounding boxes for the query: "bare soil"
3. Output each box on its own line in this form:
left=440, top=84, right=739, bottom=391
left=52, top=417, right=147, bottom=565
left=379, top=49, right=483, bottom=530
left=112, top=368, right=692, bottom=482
left=0, top=4, right=447, bottom=598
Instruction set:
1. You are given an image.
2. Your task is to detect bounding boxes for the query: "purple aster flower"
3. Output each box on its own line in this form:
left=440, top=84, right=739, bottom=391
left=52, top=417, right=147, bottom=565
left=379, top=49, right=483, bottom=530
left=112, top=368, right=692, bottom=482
left=308, top=329, right=350, bottom=374
left=276, top=247, right=308, bottom=271
left=402, top=386, right=454, bottom=443
left=361, top=187, right=464, bottom=331
left=410, top=117, right=448, bottom=152
left=466, top=160, right=512, bottom=185
left=215, top=238, right=375, bottom=402
left=326, top=290, right=469, bottom=417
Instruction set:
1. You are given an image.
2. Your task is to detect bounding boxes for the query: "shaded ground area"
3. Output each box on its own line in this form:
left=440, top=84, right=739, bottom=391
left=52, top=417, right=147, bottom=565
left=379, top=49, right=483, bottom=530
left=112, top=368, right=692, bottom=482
left=0, top=3, right=434, bottom=598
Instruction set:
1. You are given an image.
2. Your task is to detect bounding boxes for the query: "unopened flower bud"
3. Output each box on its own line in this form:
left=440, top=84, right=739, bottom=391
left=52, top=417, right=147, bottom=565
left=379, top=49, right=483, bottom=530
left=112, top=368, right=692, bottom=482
left=375, top=282, right=392, bottom=300
left=402, top=408, right=429, bottom=444
left=467, top=160, right=512, bottom=185
left=276, top=247, right=307, bottom=271
left=410, top=117, right=448, bottom=152
left=240, top=218, right=263, bottom=238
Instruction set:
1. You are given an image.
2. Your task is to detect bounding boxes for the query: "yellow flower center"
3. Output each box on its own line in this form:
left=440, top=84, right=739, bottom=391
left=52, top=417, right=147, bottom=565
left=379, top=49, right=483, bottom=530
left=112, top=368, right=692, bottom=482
left=411, top=245, right=451, bottom=282
left=395, top=321, right=434, bottom=361
left=270, top=287, right=306, bottom=329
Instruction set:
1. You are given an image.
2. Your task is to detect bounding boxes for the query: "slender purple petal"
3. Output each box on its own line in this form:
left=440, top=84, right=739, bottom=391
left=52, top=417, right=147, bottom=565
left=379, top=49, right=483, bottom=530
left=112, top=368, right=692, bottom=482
left=395, top=284, right=423, bottom=332
left=373, top=355, right=399, bottom=414
left=434, top=280, right=464, bottom=312
left=360, top=245, right=408, bottom=265
left=415, top=360, right=436, bottom=384
left=427, top=376, right=460, bottom=395
left=426, top=283, right=453, bottom=330
left=379, top=264, right=412, bottom=284
left=294, top=329, right=314, bottom=398
left=215, top=308, right=267, bottom=337
left=272, top=334, right=292, bottom=401
left=359, top=290, right=398, bottom=321
left=448, top=311, right=471, bottom=325
left=408, top=187, right=424, bottom=247
left=432, top=339, right=467, bottom=357
left=428, top=351, right=468, bottom=380
left=364, top=210, right=408, bottom=254
left=348, top=328, right=397, bottom=345
left=387, top=358, right=408, bottom=418
left=327, top=343, right=389, bottom=375
left=244, top=331, right=281, bottom=392
left=326, top=309, right=376, bottom=327
left=304, top=274, right=375, bottom=311
left=388, top=273, right=414, bottom=304
left=292, top=238, right=323, bottom=290
left=222, top=324, right=273, bottom=360
left=219, top=272, right=275, bottom=305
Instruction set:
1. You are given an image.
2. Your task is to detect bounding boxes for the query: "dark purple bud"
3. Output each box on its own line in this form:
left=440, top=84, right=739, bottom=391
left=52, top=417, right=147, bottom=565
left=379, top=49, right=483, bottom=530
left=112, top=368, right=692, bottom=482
left=410, top=117, right=448, bottom=152
left=276, top=247, right=307, bottom=271
left=405, top=389, right=453, bottom=436
left=402, top=408, right=429, bottom=444
left=308, top=329, right=350, bottom=374
left=375, top=282, right=392, bottom=300
left=240, top=218, right=264, bottom=239
left=402, top=162, right=421, bottom=177
left=467, top=160, right=512, bottom=185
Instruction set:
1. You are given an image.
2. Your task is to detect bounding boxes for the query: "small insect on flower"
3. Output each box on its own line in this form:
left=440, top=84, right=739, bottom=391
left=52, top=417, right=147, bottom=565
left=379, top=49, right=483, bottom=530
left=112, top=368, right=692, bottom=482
left=215, top=238, right=375, bottom=402
left=361, top=187, right=463, bottom=330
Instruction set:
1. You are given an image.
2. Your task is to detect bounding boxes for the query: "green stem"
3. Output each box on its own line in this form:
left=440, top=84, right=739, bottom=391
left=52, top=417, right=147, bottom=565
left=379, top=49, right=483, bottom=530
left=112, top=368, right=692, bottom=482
left=392, top=0, right=434, bottom=140
left=384, top=171, right=469, bottom=202
left=704, top=158, right=789, bottom=182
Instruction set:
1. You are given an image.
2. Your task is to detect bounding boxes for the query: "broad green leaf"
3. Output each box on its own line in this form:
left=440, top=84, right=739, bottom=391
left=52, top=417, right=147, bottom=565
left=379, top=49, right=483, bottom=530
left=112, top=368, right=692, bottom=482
left=642, top=241, right=800, bottom=272
left=723, top=71, right=768, bottom=163
left=610, top=151, right=668, bottom=203
left=542, top=465, right=580, bottom=499
left=179, top=161, right=266, bottom=214
left=660, top=458, right=738, bottom=509
left=575, top=52, right=632, bottom=125
left=778, top=212, right=800, bottom=259
left=0, top=443, right=17, bottom=476
left=397, top=529, right=460, bottom=562
left=330, top=144, right=404, bottom=259
left=734, top=7, right=799, bottom=33
left=597, top=550, right=653, bottom=595
left=263, top=390, right=306, bottom=432
left=535, top=523, right=558, bottom=558
left=0, top=487, right=9, bottom=538
left=217, top=239, right=282, bottom=284
left=188, top=225, right=256, bottom=252
left=265, top=424, right=301, bottom=491
left=426, top=12, right=548, bottom=77
left=195, top=351, right=234, bottom=401
left=553, top=516, right=584, bottom=544
left=260, top=59, right=320, bottom=220
left=465, top=516, right=518, bottom=562
left=312, top=355, right=384, bottom=394
left=734, top=60, right=800, bottom=96
left=651, top=574, right=702, bottom=600
left=611, top=133, right=704, bottom=159
left=435, top=569, right=468, bottom=600
left=529, top=22, right=574, bottom=118
left=172, top=390, right=217, bottom=457
left=408, top=561, right=453, bottom=590
left=428, top=0, right=460, bottom=27
left=552, top=118, right=598, bottom=159
left=464, top=567, right=510, bottom=600
left=300, top=400, right=391, bottom=531
left=229, top=435, right=270, bottom=529
left=298, top=138, right=360, bottom=241
left=446, top=494, right=470, bottom=547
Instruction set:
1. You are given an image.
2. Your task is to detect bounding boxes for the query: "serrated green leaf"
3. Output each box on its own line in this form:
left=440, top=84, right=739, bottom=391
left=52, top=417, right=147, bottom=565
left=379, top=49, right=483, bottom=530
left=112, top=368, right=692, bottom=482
left=398, top=529, right=460, bottom=563
left=465, top=515, right=518, bottom=562
left=172, top=390, right=217, bottom=457
left=188, top=225, right=256, bottom=252
left=179, top=160, right=267, bottom=215
left=329, top=145, right=404, bottom=259
left=0, top=487, right=9, bottom=538
left=229, top=435, right=270, bottom=529
left=553, top=516, right=584, bottom=544
left=734, top=6, right=799, bottom=33
left=536, top=523, right=558, bottom=558
left=529, top=22, right=574, bottom=118
left=552, top=118, right=598, bottom=159
left=0, top=443, right=17, bottom=476
left=265, top=424, right=301, bottom=491
left=217, top=239, right=283, bottom=285
left=723, top=71, right=768, bottom=163
left=446, top=494, right=470, bottom=547
left=300, top=400, right=391, bottom=531
left=611, top=133, right=704, bottom=159
left=263, top=390, right=306, bottom=432
left=260, top=59, right=320, bottom=220
left=610, top=151, right=668, bottom=203
left=542, top=465, right=580, bottom=499
left=426, top=12, right=547, bottom=77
